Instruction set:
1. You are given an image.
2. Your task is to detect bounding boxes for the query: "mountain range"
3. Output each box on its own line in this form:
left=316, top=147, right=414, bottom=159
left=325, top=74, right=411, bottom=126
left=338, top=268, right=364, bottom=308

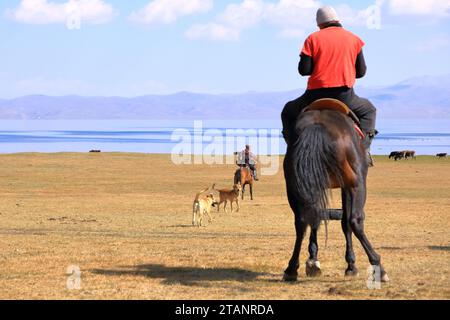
left=0, top=75, right=449, bottom=120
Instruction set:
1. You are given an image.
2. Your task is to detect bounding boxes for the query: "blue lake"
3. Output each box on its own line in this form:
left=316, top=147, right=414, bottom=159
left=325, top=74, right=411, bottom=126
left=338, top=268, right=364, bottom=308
left=0, top=119, right=449, bottom=155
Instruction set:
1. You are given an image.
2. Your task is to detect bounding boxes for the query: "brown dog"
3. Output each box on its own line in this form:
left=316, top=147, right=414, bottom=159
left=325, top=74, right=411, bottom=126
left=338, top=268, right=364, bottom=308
left=212, top=183, right=242, bottom=213
left=192, top=187, right=218, bottom=227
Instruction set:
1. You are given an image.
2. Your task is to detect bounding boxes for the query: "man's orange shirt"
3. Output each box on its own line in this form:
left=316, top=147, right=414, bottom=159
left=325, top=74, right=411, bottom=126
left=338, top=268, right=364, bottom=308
left=301, top=26, right=365, bottom=90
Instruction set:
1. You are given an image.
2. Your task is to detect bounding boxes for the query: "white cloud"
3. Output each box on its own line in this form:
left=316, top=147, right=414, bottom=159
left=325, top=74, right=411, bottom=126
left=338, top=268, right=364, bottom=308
left=389, top=0, right=450, bottom=16
left=6, top=0, right=116, bottom=25
left=218, top=0, right=266, bottom=29
left=184, top=0, right=374, bottom=41
left=184, top=0, right=450, bottom=41
left=185, top=0, right=266, bottom=40
left=129, top=0, right=213, bottom=25
left=265, top=0, right=319, bottom=31
left=185, top=0, right=322, bottom=41
left=185, top=22, right=240, bottom=41
left=334, top=4, right=371, bottom=27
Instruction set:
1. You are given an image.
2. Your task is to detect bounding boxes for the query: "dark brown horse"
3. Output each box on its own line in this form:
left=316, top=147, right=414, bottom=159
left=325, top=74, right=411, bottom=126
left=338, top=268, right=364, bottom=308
left=283, top=99, right=389, bottom=283
left=436, top=153, right=447, bottom=159
left=234, top=165, right=254, bottom=200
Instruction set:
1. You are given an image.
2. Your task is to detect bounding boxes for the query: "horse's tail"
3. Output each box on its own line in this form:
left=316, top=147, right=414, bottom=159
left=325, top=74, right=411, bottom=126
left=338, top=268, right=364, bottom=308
left=234, top=169, right=241, bottom=185
left=291, top=124, right=343, bottom=228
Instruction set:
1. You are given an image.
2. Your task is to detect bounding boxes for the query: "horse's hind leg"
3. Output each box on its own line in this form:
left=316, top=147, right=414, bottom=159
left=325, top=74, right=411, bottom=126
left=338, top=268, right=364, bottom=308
left=306, top=227, right=322, bottom=277
left=241, top=184, right=246, bottom=200
left=342, top=189, right=358, bottom=276
left=250, top=183, right=253, bottom=200
left=283, top=191, right=307, bottom=282
left=349, top=185, right=389, bottom=282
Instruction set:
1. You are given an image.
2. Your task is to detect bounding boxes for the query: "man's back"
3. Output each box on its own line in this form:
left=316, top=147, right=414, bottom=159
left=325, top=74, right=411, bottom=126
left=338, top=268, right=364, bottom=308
left=302, top=26, right=364, bottom=90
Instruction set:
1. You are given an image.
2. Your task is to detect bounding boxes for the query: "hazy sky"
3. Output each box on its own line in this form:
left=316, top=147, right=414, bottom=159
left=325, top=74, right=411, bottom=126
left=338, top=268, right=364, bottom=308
left=0, top=0, right=449, bottom=98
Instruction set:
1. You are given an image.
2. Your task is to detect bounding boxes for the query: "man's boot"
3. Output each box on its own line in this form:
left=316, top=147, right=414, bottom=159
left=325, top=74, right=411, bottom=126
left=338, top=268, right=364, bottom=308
left=363, top=130, right=377, bottom=167
left=253, top=168, right=259, bottom=181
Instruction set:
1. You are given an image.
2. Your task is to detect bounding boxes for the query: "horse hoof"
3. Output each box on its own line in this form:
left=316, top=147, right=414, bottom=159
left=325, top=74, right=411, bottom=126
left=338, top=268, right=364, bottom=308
left=345, top=267, right=359, bottom=277
left=283, top=273, right=298, bottom=282
left=381, top=272, right=390, bottom=283
left=305, top=260, right=322, bottom=277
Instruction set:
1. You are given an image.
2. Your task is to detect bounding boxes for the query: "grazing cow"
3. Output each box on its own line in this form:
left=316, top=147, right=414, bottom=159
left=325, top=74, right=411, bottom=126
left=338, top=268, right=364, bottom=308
left=389, top=151, right=402, bottom=160
left=389, top=151, right=399, bottom=159
left=404, top=150, right=416, bottom=160
left=436, top=153, right=447, bottom=159
left=389, top=151, right=405, bottom=161
left=395, top=151, right=406, bottom=161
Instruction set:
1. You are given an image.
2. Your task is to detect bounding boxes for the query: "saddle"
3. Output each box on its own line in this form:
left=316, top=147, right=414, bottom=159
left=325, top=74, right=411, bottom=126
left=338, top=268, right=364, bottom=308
left=303, top=98, right=365, bottom=139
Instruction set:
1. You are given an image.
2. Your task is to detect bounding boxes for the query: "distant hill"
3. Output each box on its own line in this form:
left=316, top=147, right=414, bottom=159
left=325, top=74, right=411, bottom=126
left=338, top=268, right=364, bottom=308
left=0, top=75, right=449, bottom=119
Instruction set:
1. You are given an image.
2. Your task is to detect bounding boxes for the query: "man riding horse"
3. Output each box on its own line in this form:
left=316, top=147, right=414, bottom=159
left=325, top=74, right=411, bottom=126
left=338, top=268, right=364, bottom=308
left=236, top=145, right=259, bottom=181
left=281, top=6, right=377, bottom=166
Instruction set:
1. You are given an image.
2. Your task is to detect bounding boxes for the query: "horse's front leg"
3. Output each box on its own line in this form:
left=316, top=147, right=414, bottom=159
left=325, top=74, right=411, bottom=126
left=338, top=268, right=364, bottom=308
left=283, top=187, right=307, bottom=281
left=241, top=184, right=246, bottom=200
left=349, top=183, right=389, bottom=283
left=306, top=227, right=322, bottom=277
left=342, top=188, right=358, bottom=276
left=250, top=183, right=253, bottom=200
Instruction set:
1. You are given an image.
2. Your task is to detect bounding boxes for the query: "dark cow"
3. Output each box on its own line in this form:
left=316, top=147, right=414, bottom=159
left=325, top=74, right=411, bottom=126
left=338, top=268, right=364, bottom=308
left=389, top=151, right=405, bottom=161
left=436, top=153, right=447, bottom=159
left=389, top=151, right=400, bottom=159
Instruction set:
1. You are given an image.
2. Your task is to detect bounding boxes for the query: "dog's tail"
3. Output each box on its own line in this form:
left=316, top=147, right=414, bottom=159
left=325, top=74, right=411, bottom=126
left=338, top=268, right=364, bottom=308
left=194, top=187, right=210, bottom=202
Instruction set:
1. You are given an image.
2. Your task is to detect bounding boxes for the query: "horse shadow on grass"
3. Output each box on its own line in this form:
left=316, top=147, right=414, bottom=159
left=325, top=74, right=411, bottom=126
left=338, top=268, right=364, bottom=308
left=91, top=264, right=266, bottom=286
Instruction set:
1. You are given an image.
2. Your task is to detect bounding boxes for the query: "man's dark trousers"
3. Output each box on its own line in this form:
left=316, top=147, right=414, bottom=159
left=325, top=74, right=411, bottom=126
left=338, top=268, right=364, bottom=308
left=281, top=86, right=376, bottom=144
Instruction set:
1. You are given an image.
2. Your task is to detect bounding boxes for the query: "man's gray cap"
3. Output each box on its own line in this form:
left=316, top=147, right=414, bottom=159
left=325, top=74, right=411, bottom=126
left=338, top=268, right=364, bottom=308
left=316, top=5, right=340, bottom=26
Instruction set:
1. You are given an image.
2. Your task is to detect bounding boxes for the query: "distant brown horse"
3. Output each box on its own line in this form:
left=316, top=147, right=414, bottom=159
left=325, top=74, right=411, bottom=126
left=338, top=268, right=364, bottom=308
left=234, top=165, right=254, bottom=200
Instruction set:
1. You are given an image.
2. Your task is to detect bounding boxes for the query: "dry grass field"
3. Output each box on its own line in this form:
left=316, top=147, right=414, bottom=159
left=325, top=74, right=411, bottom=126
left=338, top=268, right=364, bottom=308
left=0, top=153, right=449, bottom=300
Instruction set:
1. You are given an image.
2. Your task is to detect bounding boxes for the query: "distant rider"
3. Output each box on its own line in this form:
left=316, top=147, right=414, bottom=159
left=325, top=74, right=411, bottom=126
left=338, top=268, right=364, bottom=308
left=237, top=145, right=259, bottom=181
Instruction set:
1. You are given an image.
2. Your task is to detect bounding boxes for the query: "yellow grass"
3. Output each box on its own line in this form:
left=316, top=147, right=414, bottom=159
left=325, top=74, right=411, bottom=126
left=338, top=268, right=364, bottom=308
left=0, top=153, right=449, bottom=300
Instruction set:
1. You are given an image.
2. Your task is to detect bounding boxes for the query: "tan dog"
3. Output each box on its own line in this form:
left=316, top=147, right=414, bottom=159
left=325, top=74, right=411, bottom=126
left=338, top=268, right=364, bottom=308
left=192, top=187, right=218, bottom=227
left=212, top=183, right=242, bottom=213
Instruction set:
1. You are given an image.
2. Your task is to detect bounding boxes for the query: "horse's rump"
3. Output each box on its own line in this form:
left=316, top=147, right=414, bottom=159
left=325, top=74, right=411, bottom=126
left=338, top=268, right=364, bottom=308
left=286, top=110, right=363, bottom=227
